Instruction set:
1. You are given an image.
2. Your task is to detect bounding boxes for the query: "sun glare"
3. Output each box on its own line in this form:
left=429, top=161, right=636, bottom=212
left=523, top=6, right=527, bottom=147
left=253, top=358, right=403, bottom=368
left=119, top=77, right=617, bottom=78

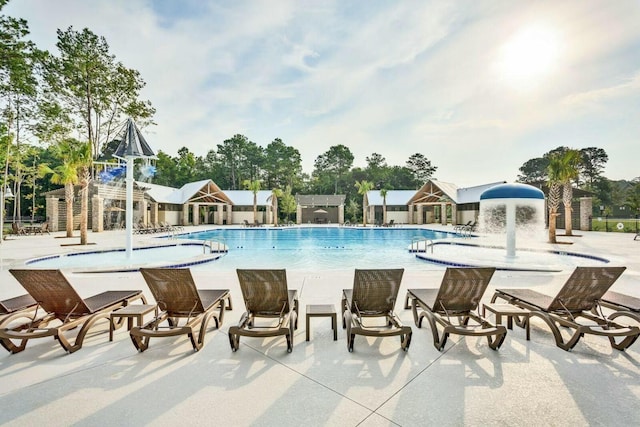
left=498, top=25, right=560, bottom=86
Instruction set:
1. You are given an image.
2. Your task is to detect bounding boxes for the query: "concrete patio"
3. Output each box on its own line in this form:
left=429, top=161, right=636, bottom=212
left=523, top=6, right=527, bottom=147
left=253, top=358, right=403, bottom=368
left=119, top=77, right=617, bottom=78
left=0, top=226, right=639, bottom=426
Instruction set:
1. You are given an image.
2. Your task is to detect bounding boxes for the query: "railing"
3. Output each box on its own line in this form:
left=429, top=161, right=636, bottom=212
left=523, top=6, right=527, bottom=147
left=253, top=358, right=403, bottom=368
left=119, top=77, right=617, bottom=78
left=204, top=238, right=227, bottom=254
left=410, top=237, right=433, bottom=253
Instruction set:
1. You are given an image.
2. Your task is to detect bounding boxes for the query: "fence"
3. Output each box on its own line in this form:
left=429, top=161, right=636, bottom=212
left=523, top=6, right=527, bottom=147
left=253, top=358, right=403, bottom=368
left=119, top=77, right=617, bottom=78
left=591, top=216, right=640, bottom=233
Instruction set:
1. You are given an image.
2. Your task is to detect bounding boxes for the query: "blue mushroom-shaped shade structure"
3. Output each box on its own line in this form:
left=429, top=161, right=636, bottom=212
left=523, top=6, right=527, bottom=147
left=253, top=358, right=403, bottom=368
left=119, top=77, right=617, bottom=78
left=480, top=183, right=545, bottom=201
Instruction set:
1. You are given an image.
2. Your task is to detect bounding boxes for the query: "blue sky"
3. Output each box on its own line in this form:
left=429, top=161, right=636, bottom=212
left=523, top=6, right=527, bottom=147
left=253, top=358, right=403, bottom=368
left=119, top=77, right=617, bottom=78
left=6, top=0, right=640, bottom=186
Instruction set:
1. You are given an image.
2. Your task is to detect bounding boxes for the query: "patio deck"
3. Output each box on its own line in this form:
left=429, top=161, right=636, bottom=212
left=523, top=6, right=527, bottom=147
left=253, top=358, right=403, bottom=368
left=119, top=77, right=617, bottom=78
left=1, top=225, right=638, bottom=426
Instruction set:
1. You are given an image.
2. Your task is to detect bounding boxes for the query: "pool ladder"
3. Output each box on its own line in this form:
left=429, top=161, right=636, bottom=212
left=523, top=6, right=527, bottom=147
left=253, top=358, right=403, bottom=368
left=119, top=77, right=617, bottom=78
left=410, top=238, right=434, bottom=253
left=204, top=238, right=228, bottom=254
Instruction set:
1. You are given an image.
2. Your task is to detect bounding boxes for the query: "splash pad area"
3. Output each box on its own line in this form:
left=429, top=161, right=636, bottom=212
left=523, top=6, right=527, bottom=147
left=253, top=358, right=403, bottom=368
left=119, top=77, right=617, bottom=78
left=414, top=241, right=609, bottom=272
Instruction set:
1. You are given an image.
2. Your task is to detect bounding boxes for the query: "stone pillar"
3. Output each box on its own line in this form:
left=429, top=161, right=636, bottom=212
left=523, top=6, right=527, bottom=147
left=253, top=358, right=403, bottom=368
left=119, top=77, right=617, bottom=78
left=339, top=204, right=344, bottom=224
left=369, top=205, right=375, bottom=225
left=225, top=204, right=232, bottom=224
left=46, top=196, right=59, bottom=232
left=296, top=205, right=302, bottom=224
left=451, top=204, right=457, bottom=226
left=408, top=204, right=413, bottom=224
left=92, top=195, right=103, bottom=232
left=266, top=206, right=273, bottom=225
left=441, top=203, right=447, bottom=225
left=417, top=205, right=423, bottom=225
left=192, top=203, right=200, bottom=225
left=149, top=202, right=158, bottom=225
left=182, top=203, right=189, bottom=226
left=580, top=197, right=593, bottom=231
left=138, top=199, right=148, bottom=225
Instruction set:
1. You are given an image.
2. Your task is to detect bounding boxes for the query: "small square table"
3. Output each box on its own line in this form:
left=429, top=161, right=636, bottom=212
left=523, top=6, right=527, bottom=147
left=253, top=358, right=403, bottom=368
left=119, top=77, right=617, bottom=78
left=306, top=304, right=338, bottom=341
left=109, top=304, right=156, bottom=341
left=482, top=303, right=531, bottom=340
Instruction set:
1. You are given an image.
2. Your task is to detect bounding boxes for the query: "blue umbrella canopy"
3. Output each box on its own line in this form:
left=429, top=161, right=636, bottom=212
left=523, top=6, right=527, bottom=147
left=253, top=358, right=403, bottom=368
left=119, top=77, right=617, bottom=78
left=113, top=118, right=156, bottom=159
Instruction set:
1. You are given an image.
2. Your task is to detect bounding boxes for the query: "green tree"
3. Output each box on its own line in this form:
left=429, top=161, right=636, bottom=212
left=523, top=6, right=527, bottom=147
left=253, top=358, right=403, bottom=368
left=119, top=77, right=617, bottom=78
left=517, top=157, right=549, bottom=183
left=264, top=138, right=302, bottom=190
left=546, top=153, right=564, bottom=243
left=243, top=179, right=261, bottom=223
left=559, top=149, right=581, bottom=236
left=579, top=147, right=608, bottom=189
left=354, top=180, right=374, bottom=226
left=45, top=26, right=154, bottom=164
left=345, top=199, right=360, bottom=223
left=380, top=187, right=389, bottom=224
left=279, top=185, right=296, bottom=224
left=313, top=145, right=354, bottom=194
left=0, top=4, right=42, bottom=219
left=406, top=153, right=437, bottom=183
left=218, top=134, right=264, bottom=189
left=38, top=138, right=86, bottom=237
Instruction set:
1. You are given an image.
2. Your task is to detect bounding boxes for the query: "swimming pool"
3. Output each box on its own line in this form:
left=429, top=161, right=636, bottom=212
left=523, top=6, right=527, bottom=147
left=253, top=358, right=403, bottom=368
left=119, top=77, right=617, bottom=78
left=182, top=227, right=451, bottom=271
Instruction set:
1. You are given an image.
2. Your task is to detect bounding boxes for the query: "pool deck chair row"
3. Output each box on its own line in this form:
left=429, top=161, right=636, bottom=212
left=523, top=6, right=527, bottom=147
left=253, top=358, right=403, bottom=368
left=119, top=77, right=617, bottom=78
left=407, top=267, right=507, bottom=351
left=492, top=266, right=640, bottom=351
left=342, top=269, right=412, bottom=352
left=131, top=268, right=231, bottom=352
left=2, top=269, right=145, bottom=354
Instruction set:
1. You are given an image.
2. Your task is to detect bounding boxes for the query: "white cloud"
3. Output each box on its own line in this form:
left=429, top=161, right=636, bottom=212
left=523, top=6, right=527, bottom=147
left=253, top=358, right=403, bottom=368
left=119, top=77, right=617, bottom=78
left=5, top=0, right=640, bottom=185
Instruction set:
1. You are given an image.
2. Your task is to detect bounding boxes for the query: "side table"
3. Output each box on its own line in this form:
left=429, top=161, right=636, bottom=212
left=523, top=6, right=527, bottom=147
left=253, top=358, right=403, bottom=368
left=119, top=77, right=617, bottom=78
left=110, top=304, right=156, bottom=341
left=482, top=303, right=531, bottom=340
left=306, top=304, right=338, bottom=341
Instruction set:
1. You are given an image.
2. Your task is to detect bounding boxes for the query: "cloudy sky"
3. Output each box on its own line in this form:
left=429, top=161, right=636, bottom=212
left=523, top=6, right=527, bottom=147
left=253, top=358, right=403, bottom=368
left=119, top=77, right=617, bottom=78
left=6, top=0, right=640, bottom=186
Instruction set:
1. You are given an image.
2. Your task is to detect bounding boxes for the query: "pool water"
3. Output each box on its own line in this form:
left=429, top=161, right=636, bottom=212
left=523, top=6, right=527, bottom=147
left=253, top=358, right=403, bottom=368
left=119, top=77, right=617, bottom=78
left=183, top=227, right=450, bottom=271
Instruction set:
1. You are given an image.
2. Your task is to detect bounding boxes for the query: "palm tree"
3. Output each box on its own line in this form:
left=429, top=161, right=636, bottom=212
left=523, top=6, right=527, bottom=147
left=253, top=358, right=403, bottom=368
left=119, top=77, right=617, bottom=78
left=267, top=188, right=283, bottom=226
left=75, top=142, right=93, bottom=245
left=354, top=180, right=374, bottom=226
left=546, top=153, right=564, bottom=243
left=38, top=139, right=88, bottom=238
left=380, top=188, right=389, bottom=225
left=243, top=179, right=261, bottom=223
left=559, top=149, right=581, bottom=236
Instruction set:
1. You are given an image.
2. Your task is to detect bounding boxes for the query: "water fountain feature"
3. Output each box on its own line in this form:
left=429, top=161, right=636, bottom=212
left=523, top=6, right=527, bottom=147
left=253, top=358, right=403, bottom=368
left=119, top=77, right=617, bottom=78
left=416, top=183, right=610, bottom=271
left=478, top=183, right=546, bottom=258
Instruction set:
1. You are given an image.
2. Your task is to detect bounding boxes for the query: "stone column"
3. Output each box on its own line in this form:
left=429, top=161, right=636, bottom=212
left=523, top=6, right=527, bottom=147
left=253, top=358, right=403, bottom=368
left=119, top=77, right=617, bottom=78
left=580, top=197, right=593, bottom=231
left=225, top=204, right=232, bottom=224
left=441, top=203, right=447, bottom=225
left=92, top=195, right=103, bottom=232
left=46, top=196, right=59, bottom=232
left=408, top=204, right=413, bottom=224
left=182, top=203, right=189, bottom=226
left=339, top=204, right=344, bottom=224
left=138, top=199, right=148, bottom=225
left=451, top=204, right=457, bottom=226
left=296, top=205, right=302, bottom=224
left=149, top=202, right=158, bottom=225
left=192, top=203, right=200, bottom=225
left=417, top=205, right=423, bottom=225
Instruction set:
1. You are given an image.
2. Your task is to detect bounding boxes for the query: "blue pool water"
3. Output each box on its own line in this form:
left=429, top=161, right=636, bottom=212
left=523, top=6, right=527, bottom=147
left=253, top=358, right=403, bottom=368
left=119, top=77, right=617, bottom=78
left=182, top=227, right=450, bottom=271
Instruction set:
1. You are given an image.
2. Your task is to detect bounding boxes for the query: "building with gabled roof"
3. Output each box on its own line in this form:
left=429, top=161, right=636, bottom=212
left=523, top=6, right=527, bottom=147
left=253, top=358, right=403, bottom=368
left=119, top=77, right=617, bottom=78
left=366, top=180, right=507, bottom=226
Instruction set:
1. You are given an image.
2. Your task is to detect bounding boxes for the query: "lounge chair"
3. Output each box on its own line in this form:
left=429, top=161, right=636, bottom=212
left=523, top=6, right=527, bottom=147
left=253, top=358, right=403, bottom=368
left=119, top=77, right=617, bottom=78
left=453, top=221, right=472, bottom=233
left=407, top=267, right=506, bottom=351
left=130, top=268, right=231, bottom=352
left=492, top=266, right=640, bottom=351
left=600, top=291, right=640, bottom=324
left=342, top=269, right=412, bottom=352
left=1, top=269, right=145, bottom=354
left=11, top=222, right=26, bottom=235
left=229, top=269, right=299, bottom=353
left=0, top=293, right=39, bottom=352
